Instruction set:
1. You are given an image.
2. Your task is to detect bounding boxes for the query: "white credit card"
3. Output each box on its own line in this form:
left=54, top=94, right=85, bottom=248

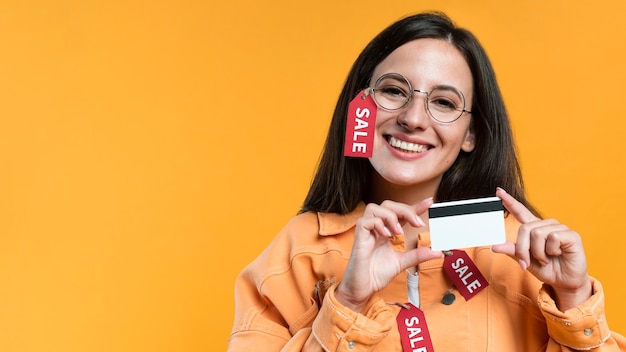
left=428, top=196, right=506, bottom=251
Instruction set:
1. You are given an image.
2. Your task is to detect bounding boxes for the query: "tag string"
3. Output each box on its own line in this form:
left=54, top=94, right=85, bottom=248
left=394, top=302, right=410, bottom=310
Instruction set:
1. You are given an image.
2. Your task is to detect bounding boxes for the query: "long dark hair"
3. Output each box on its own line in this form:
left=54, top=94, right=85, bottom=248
left=301, top=12, right=537, bottom=215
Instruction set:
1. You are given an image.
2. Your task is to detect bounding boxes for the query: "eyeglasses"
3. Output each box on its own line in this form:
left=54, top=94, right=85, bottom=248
left=367, top=73, right=472, bottom=124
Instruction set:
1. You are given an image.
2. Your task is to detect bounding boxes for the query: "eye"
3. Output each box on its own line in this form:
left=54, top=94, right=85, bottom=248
left=429, top=97, right=458, bottom=111
left=429, top=89, right=463, bottom=112
left=378, top=85, right=409, bottom=99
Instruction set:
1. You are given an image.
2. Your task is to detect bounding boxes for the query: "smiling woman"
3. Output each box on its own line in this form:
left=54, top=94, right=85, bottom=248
left=228, top=11, right=626, bottom=352
left=1, top=1, right=626, bottom=352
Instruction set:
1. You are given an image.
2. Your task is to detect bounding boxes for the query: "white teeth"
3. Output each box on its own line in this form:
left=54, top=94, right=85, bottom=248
left=389, top=136, right=428, bottom=153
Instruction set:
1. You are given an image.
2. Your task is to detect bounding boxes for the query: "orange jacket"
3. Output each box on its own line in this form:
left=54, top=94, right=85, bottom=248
left=228, top=203, right=626, bottom=351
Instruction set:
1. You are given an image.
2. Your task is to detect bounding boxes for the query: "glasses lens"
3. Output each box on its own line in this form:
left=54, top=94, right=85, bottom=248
left=428, top=87, right=465, bottom=123
left=372, top=73, right=411, bottom=110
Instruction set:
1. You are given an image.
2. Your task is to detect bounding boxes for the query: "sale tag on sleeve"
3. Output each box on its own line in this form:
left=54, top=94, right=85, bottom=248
left=343, top=90, right=377, bottom=158
left=396, top=302, right=434, bottom=352
left=443, top=250, right=489, bottom=301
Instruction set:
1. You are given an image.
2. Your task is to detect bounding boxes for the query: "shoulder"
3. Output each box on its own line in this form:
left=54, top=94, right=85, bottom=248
left=242, top=203, right=366, bottom=282
left=277, top=202, right=367, bottom=249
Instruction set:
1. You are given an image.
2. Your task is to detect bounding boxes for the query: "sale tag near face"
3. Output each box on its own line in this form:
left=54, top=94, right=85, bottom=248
left=396, top=303, right=434, bottom=352
left=443, top=250, right=489, bottom=301
left=428, top=196, right=505, bottom=251
left=343, top=90, right=377, bottom=158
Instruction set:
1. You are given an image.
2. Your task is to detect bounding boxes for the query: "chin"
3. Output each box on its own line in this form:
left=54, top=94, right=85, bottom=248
left=382, top=173, right=430, bottom=187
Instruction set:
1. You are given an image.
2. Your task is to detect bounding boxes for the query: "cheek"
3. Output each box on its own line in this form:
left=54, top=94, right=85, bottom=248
left=439, top=122, right=472, bottom=147
left=374, top=108, right=399, bottom=125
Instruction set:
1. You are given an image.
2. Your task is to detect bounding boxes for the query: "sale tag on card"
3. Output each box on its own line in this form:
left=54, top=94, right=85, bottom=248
left=429, top=196, right=506, bottom=251
left=443, top=250, right=489, bottom=301
left=343, top=90, right=377, bottom=158
left=396, top=303, right=434, bottom=352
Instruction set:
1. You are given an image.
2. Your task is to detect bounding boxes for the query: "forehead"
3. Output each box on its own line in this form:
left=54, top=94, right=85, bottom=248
left=371, top=38, right=473, bottom=95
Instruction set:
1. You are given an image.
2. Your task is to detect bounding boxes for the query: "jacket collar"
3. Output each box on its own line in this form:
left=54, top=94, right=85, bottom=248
left=317, top=202, right=366, bottom=236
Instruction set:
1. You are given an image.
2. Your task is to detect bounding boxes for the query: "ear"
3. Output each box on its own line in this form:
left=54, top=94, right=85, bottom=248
left=461, top=127, right=476, bottom=152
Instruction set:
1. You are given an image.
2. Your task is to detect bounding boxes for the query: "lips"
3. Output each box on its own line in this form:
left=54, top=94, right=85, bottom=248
left=387, top=136, right=431, bottom=153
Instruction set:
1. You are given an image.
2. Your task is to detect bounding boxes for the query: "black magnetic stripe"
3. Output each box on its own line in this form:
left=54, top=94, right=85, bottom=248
left=429, top=200, right=504, bottom=218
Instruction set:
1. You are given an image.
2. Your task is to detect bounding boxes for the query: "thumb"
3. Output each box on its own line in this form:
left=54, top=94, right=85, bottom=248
left=491, top=241, right=528, bottom=271
left=400, top=247, right=443, bottom=271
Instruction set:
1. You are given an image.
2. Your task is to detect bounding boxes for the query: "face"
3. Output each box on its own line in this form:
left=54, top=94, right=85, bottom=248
left=368, top=38, right=475, bottom=193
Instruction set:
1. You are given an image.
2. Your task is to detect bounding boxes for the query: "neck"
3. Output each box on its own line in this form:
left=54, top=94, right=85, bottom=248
left=365, top=173, right=442, bottom=206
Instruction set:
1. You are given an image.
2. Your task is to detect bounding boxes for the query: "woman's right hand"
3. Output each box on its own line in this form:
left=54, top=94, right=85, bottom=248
left=334, top=198, right=443, bottom=312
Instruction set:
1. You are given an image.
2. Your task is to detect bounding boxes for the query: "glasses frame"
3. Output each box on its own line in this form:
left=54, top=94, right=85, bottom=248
left=367, top=73, right=472, bottom=124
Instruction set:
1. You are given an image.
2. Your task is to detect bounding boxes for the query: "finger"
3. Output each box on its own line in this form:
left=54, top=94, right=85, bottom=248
left=529, top=230, right=548, bottom=266
left=528, top=222, right=568, bottom=266
left=515, top=220, right=553, bottom=268
left=378, top=200, right=426, bottom=229
left=364, top=204, right=404, bottom=235
left=491, top=241, right=515, bottom=256
left=545, top=232, right=563, bottom=257
left=544, top=227, right=583, bottom=257
left=399, top=247, right=444, bottom=271
left=492, top=218, right=564, bottom=270
left=491, top=241, right=528, bottom=270
left=415, top=197, right=434, bottom=216
left=355, top=216, right=393, bottom=239
left=514, top=222, right=532, bottom=270
left=496, top=187, right=539, bottom=224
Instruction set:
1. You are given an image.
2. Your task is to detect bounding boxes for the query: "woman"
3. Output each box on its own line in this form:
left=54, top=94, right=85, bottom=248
left=228, top=12, right=626, bottom=351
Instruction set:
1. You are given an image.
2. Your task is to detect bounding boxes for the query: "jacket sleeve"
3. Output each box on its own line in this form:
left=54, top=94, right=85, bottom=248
left=228, top=278, right=395, bottom=352
left=310, top=283, right=394, bottom=351
left=227, top=259, right=318, bottom=352
left=540, top=277, right=626, bottom=351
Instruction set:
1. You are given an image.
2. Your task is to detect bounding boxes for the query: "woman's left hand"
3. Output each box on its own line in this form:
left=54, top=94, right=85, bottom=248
left=491, top=187, right=592, bottom=312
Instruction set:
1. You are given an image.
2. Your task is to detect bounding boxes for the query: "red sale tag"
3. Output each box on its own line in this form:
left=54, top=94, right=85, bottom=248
left=443, top=250, right=489, bottom=301
left=343, top=90, right=377, bottom=158
left=396, top=303, right=434, bottom=352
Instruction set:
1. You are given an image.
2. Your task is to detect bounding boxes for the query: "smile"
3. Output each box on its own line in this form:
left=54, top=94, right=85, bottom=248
left=388, top=136, right=430, bottom=153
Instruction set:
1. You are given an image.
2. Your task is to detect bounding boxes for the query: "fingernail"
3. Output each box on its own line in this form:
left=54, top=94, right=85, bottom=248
left=518, top=259, right=528, bottom=271
left=383, top=226, right=391, bottom=236
left=497, top=187, right=507, bottom=194
left=415, top=215, right=425, bottom=226
left=395, top=223, right=404, bottom=234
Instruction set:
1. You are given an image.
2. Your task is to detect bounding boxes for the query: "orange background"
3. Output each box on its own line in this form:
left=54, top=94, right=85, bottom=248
left=1, top=1, right=625, bottom=351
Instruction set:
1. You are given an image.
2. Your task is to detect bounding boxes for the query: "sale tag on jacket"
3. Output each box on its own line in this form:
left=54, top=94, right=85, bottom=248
left=343, top=90, right=377, bottom=158
left=443, top=250, right=489, bottom=301
left=396, top=302, right=434, bottom=352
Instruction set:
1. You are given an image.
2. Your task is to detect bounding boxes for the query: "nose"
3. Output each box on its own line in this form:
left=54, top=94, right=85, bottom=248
left=397, top=90, right=430, bottom=130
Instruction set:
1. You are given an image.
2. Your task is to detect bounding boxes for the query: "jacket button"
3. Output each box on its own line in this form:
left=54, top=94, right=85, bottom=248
left=348, top=341, right=356, bottom=349
left=442, top=292, right=456, bottom=305
left=584, top=328, right=593, bottom=336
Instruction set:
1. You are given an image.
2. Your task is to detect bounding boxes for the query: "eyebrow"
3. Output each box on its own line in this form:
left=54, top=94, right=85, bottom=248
left=377, top=76, right=408, bottom=85
left=375, top=73, right=467, bottom=95
left=431, top=84, right=465, bottom=96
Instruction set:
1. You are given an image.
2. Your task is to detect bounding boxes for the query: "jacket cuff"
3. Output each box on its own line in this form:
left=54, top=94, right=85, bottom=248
left=311, top=283, right=394, bottom=351
left=538, top=277, right=611, bottom=350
